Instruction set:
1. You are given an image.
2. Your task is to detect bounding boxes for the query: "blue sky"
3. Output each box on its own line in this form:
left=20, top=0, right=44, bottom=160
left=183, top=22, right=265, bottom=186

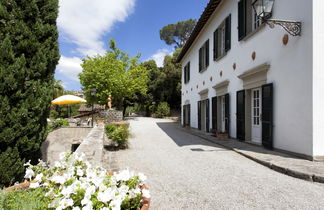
left=55, top=0, right=209, bottom=90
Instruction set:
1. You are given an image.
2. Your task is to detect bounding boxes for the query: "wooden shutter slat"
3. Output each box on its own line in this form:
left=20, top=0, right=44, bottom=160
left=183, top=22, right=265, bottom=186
left=212, top=96, right=217, bottom=133
left=205, top=39, right=209, bottom=67
left=225, top=93, right=230, bottom=135
left=236, top=90, right=245, bottom=141
left=213, top=29, right=219, bottom=60
left=262, top=83, right=273, bottom=149
left=206, top=99, right=210, bottom=132
left=188, top=62, right=190, bottom=82
left=225, top=14, right=231, bottom=52
left=198, top=101, right=201, bottom=130
left=199, top=48, right=202, bottom=72
left=238, top=0, right=246, bottom=41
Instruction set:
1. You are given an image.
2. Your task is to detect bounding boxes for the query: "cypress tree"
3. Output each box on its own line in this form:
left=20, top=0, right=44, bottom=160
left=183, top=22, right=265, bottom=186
left=0, top=0, right=60, bottom=187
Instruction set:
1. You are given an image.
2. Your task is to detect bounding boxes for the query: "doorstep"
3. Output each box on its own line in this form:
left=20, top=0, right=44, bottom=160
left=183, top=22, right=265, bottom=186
left=179, top=125, right=324, bottom=184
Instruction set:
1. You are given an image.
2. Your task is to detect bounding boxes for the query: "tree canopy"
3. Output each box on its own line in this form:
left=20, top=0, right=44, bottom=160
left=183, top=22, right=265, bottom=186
left=160, top=19, right=196, bottom=48
left=0, top=0, right=60, bottom=187
left=79, top=40, right=149, bottom=110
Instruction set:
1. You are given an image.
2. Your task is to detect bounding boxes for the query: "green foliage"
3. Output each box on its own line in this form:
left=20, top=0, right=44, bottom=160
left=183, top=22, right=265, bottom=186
left=160, top=19, right=196, bottom=48
left=0, top=0, right=60, bottom=187
left=47, top=119, right=69, bottom=133
left=105, top=122, right=130, bottom=148
left=79, top=39, right=149, bottom=110
left=140, top=49, right=182, bottom=111
left=0, top=188, right=50, bottom=209
left=155, top=102, right=171, bottom=118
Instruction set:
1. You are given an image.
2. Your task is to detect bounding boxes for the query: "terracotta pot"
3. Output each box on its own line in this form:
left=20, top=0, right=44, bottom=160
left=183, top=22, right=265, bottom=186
left=5, top=182, right=30, bottom=191
left=217, top=132, right=228, bottom=140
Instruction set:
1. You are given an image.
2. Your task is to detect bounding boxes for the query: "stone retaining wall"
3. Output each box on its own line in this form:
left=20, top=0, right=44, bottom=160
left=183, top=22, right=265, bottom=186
left=99, top=110, right=123, bottom=124
left=42, top=127, right=92, bottom=165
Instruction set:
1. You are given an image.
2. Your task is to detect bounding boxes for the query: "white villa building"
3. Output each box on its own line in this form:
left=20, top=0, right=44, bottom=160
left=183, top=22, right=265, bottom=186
left=178, top=0, right=324, bottom=160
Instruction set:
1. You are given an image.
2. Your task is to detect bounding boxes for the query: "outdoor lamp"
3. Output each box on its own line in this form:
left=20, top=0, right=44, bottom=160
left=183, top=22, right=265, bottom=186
left=252, top=0, right=301, bottom=36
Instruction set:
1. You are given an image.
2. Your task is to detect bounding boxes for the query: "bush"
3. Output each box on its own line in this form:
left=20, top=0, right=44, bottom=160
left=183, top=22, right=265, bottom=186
left=47, top=119, right=69, bottom=133
left=105, top=122, right=130, bottom=148
left=0, top=0, right=60, bottom=187
left=155, top=102, right=170, bottom=118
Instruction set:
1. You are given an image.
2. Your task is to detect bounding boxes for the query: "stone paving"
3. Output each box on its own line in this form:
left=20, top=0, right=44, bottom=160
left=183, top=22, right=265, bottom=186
left=104, top=117, right=324, bottom=210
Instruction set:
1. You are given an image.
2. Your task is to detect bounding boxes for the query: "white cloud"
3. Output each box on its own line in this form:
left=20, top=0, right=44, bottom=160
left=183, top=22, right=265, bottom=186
left=149, top=49, right=173, bottom=67
left=56, top=56, right=83, bottom=82
left=58, top=0, right=136, bottom=56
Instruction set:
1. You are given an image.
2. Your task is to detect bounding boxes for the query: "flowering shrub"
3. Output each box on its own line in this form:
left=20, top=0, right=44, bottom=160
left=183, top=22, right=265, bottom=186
left=23, top=152, right=150, bottom=210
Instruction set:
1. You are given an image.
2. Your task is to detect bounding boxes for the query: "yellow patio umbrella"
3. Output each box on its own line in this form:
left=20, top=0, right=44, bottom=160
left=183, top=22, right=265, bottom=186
left=52, top=95, right=86, bottom=105
left=52, top=95, right=87, bottom=118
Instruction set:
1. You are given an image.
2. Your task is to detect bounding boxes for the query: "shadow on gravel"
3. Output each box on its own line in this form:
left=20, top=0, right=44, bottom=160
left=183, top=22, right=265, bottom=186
left=157, top=122, right=303, bottom=161
left=156, top=122, right=228, bottom=151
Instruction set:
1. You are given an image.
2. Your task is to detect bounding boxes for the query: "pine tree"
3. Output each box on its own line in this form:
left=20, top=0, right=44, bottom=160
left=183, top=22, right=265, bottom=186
left=0, top=0, right=60, bottom=187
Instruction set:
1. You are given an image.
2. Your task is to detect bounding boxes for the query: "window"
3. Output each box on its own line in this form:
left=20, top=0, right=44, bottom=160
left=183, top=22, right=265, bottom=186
left=199, top=39, right=209, bottom=72
left=214, top=14, right=231, bottom=60
left=184, top=62, right=190, bottom=84
left=238, top=0, right=263, bottom=41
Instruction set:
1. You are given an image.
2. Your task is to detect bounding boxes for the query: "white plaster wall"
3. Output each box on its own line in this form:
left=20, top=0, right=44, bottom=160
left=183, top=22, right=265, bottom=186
left=312, top=0, right=324, bottom=157
left=181, top=0, right=313, bottom=156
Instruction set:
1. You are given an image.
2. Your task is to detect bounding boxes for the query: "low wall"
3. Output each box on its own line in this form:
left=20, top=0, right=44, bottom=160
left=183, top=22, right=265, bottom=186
left=41, top=127, right=92, bottom=165
left=99, top=110, right=123, bottom=124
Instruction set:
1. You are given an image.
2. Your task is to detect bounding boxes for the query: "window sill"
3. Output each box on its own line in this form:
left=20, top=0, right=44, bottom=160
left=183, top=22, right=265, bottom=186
left=240, top=23, right=266, bottom=42
left=199, top=68, right=208, bottom=73
left=214, top=51, right=228, bottom=62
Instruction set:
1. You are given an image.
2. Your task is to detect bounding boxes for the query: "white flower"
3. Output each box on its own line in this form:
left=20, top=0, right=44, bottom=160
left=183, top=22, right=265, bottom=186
left=24, top=160, right=31, bottom=167
left=72, top=207, right=80, bottom=210
left=59, top=198, right=73, bottom=209
left=109, top=197, right=122, bottom=210
left=59, top=152, right=67, bottom=161
left=61, top=185, right=75, bottom=197
left=51, top=175, right=66, bottom=184
left=29, top=182, right=40, bottom=188
left=35, top=173, right=43, bottom=183
left=97, top=188, right=115, bottom=203
left=138, top=173, right=147, bottom=182
left=54, top=161, right=62, bottom=168
left=100, top=208, right=109, bottom=210
left=129, top=187, right=141, bottom=198
left=24, top=168, right=35, bottom=180
left=82, top=201, right=93, bottom=210
left=115, top=169, right=131, bottom=181
left=85, top=185, right=96, bottom=196
left=142, top=189, right=151, bottom=198
left=76, top=167, right=84, bottom=177
left=81, top=194, right=91, bottom=206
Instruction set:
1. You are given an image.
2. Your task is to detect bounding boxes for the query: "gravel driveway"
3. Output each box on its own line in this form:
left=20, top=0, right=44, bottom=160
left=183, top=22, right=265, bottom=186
left=103, top=117, right=324, bottom=210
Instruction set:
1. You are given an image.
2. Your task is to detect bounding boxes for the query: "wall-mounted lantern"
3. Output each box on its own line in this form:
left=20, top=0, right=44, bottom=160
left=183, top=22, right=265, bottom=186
left=252, top=0, right=301, bottom=36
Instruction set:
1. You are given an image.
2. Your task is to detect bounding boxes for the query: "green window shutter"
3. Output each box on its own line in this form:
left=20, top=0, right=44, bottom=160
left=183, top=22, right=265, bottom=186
left=199, top=48, right=202, bottom=72
left=205, top=39, right=209, bottom=67
left=183, top=66, right=186, bottom=83
left=238, top=0, right=246, bottom=41
left=187, top=62, right=190, bottom=82
left=213, top=29, right=219, bottom=60
left=225, top=14, right=231, bottom=52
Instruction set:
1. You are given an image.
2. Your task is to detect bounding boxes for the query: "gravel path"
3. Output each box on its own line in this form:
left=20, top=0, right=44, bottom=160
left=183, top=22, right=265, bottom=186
left=103, top=117, right=324, bottom=210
